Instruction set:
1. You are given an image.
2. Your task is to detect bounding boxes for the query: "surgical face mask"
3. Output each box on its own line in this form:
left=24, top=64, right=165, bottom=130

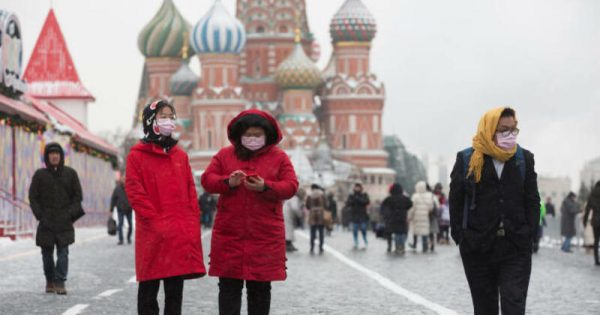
left=496, top=132, right=517, bottom=150
left=241, top=136, right=266, bottom=151
left=156, top=118, right=176, bottom=136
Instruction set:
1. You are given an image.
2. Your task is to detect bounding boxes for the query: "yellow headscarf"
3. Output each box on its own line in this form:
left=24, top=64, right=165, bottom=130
left=468, top=107, right=517, bottom=183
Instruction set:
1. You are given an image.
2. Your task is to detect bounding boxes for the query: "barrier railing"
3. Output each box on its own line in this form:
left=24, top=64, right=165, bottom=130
left=0, top=189, right=35, bottom=240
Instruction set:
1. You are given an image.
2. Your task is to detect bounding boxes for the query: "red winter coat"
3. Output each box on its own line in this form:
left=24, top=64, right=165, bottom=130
left=201, top=109, right=298, bottom=282
left=126, top=142, right=206, bottom=282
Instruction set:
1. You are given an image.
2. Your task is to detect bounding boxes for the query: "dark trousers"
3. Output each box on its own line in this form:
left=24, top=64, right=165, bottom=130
left=594, top=226, right=600, bottom=264
left=218, top=277, right=271, bottom=315
left=118, top=211, right=133, bottom=242
left=138, top=276, right=184, bottom=315
left=310, top=225, right=325, bottom=251
left=438, top=226, right=450, bottom=242
left=202, top=211, right=213, bottom=227
left=41, top=245, right=69, bottom=283
left=460, top=237, right=532, bottom=315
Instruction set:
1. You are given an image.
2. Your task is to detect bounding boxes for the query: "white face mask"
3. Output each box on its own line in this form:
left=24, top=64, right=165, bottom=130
left=241, top=136, right=266, bottom=151
left=156, top=119, right=176, bottom=136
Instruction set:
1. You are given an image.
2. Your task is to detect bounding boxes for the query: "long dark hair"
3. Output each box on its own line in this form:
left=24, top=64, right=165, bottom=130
left=229, top=114, right=278, bottom=160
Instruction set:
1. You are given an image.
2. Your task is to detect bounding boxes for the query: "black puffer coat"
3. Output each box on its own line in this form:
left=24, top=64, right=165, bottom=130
left=346, top=191, right=370, bottom=223
left=29, top=143, right=83, bottom=247
left=381, top=184, right=413, bottom=234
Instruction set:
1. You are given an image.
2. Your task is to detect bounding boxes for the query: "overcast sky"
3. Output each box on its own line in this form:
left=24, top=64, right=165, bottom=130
left=4, top=0, right=600, bottom=188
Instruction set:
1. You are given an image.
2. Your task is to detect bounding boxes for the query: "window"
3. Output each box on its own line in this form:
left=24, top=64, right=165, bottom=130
left=256, top=26, right=265, bottom=33
left=342, top=135, right=347, bottom=149
left=349, top=115, right=356, bottom=132
left=208, top=131, right=212, bottom=149
left=279, top=25, right=288, bottom=33
left=373, top=115, right=379, bottom=132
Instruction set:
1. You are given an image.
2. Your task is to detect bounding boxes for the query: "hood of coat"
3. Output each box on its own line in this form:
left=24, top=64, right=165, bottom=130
left=227, top=109, right=283, bottom=147
left=414, top=181, right=427, bottom=194
left=131, top=141, right=183, bottom=156
left=44, top=142, right=65, bottom=172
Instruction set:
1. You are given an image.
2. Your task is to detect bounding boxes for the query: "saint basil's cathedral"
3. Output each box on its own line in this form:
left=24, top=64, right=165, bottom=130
left=133, top=0, right=395, bottom=199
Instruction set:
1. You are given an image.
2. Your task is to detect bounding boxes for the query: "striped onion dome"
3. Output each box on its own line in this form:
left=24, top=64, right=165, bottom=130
left=138, top=0, right=193, bottom=58
left=275, top=42, right=323, bottom=90
left=330, top=0, right=377, bottom=43
left=169, top=62, right=199, bottom=96
left=190, top=0, right=246, bottom=55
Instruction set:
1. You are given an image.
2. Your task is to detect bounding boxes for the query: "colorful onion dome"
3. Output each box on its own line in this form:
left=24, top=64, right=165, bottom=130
left=190, top=0, right=246, bottom=55
left=138, top=0, right=193, bottom=58
left=170, top=62, right=199, bottom=96
left=330, top=0, right=377, bottom=43
left=275, top=40, right=323, bottom=90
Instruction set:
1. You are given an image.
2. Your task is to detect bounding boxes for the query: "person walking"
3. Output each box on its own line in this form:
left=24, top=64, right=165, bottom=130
left=346, top=183, right=370, bottom=249
left=381, top=183, right=413, bottom=255
left=326, top=191, right=338, bottom=229
left=408, top=181, right=436, bottom=253
left=306, top=184, right=327, bottom=254
left=201, top=109, right=298, bottom=315
left=434, top=183, right=450, bottom=245
left=583, top=181, right=600, bottom=266
left=560, top=192, right=581, bottom=253
left=532, top=200, right=547, bottom=254
left=283, top=189, right=304, bottom=252
left=126, top=100, right=206, bottom=315
left=545, top=197, right=556, bottom=218
left=110, top=176, right=133, bottom=245
left=449, top=107, right=540, bottom=315
left=29, top=142, right=84, bottom=295
left=199, top=191, right=216, bottom=228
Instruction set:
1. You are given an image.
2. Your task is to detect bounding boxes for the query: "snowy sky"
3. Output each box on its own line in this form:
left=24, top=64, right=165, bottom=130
left=4, top=0, right=600, bottom=188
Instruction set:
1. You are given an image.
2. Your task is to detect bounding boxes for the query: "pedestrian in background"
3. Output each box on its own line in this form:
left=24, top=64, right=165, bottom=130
left=449, top=107, right=540, bottom=315
left=283, top=189, right=304, bottom=252
left=306, top=184, right=327, bottom=254
left=545, top=197, right=556, bottom=218
left=560, top=192, right=581, bottom=253
left=533, top=200, right=547, bottom=254
left=381, top=183, right=413, bottom=255
left=110, top=176, right=133, bottom=245
left=126, top=100, right=206, bottom=315
left=408, top=181, right=436, bottom=253
left=326, top=191, right=338, bottom=230
left=201, top=109, right=298, bottom=315
left=427, top=184, right=439, bottom=252
left=346, top=183, right=370, bottom=249
left=583, top=181, right=600, bottom=266
left=434, top=183, right=450, bottom=245
left=29, top=142, right=84, bottom=295
left=199, top=191, right=216, bottom=228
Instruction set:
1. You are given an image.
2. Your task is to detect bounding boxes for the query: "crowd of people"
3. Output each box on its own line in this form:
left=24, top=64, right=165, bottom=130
left=27, top=101, right=600, bottom=315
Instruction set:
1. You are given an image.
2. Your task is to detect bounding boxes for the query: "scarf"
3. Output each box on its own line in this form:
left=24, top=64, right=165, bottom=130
left=141, top=100, right=178, bottom=152
left=468, top=107, right=517, bottom=183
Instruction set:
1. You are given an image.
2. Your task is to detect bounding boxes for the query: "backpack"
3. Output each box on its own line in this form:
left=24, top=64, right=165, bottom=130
left=460, top=145, right=526, bottom=229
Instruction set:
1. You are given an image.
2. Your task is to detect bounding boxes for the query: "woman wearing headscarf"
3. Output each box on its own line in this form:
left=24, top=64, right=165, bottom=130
left=126, top=100, right=206, bottom=315
left=201, top=109, right=298, bottom=315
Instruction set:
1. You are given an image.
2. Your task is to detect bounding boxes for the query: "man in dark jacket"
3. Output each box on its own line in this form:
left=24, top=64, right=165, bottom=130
left=199, top=191, right=216, bottom=228
left=544, top=197, right=555, bottom=217
left=560, top=192, right=581, bottom=253
left=29, top=143, right=83, bottom=295
left=449, top=108, right=540, bottom=315
left=381, top=183, right=413, bottom=255
left=110, top=176, right=132, bottom=245
left=346, top=183, right=370, bottom=249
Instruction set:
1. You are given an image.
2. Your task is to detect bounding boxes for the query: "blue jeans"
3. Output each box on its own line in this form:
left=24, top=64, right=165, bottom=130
left=118, top=211, right=133, bottom=243
left=202, top=211, right=213, bottom=227
left=387, top=233, right=407, bottom=250
left=310, top=225, right=325, bottom=251
left=352, top=222, right=368, bottom=246
left=41, top=245, right=69, bottom=283
left=562, top=236, right=573, bottom=251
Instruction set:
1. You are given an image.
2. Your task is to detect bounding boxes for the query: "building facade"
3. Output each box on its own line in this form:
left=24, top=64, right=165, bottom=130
left=133, top=0, right=395, bottom=199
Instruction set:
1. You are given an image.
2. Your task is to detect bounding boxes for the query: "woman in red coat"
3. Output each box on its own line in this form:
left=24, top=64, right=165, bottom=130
left=126, top=100, right=206, bottom=315
left=201, top=109, right=298, bottom=315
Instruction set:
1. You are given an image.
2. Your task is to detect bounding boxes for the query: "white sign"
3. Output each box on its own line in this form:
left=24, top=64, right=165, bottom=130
left=0, top=10, right=26, bottom=94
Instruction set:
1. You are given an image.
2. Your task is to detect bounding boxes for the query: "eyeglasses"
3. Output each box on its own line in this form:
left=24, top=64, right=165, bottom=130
left=496, top=128, right=519, bottom=137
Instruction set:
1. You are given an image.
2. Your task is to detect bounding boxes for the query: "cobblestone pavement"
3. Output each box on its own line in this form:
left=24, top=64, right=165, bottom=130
left=0, top=226, right=598, bottom=314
